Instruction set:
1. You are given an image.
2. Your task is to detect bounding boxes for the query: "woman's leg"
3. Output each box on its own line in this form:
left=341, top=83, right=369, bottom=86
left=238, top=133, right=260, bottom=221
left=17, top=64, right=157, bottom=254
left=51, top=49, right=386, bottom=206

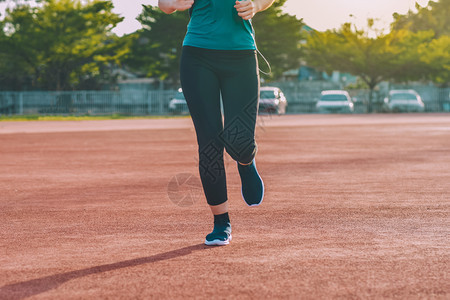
left=218, top=50, right=264, bottom=206
left=180, top=46, right=228, bottom=207
left=180, top=46, right=231, bottom=245
left=219, top=50, right=259, bottom=164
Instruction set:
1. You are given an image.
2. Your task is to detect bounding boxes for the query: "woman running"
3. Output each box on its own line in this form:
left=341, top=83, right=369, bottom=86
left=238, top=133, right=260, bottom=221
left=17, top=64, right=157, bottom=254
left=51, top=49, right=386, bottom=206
left=159, top=0, right=274, bottom=246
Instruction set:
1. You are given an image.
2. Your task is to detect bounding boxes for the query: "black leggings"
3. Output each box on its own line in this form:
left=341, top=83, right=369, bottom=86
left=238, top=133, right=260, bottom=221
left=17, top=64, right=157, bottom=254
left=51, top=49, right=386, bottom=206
left=180, top=46, right=259, bottom=206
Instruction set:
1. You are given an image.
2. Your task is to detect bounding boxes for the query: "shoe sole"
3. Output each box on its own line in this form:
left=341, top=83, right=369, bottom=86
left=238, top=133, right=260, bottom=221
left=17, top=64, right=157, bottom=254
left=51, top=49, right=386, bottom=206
left=205, top=235, right=232, bottom=246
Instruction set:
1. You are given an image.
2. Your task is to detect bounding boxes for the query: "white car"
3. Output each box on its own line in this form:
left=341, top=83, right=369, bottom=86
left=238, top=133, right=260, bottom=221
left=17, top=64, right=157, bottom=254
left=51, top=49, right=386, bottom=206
left=259, top=86, right=288, bottom=115
left=385, top=90, right=425, bottom=112
left=168, top=88, right=189, bottom=114
left=316, top=90, right=354, bottom=113
left=170, top=87, right=288, bottom=115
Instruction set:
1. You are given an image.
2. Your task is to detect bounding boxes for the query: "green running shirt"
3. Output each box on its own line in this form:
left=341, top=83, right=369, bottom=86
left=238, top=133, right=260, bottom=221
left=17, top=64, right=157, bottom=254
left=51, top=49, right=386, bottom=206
left=183, top=0, right=257, bottom=50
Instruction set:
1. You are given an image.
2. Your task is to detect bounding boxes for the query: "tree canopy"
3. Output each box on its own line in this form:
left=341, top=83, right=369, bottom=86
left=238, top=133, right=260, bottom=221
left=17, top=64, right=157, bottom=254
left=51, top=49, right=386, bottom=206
left=123, top=5, right=190, bottom=87
left=0, top=0, right=129, bottom=90
left=392, top=0, right=450, bottom=84
left=303, top=0, right=449, bottom=112
left=252, top=0, right=305, bottom=80
left=304, top=22, right=401, bottom=111
left=392, top=0, right=449, bottom=38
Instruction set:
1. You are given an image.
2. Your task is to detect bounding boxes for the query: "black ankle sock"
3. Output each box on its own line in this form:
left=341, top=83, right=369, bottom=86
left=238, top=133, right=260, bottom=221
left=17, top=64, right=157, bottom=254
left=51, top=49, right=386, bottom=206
left=214, top=212, right=230, bottom=225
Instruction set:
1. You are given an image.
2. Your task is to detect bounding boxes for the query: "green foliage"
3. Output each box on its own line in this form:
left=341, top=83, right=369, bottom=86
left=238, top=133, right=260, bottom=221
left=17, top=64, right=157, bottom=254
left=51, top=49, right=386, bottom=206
left=123, top=5, right=190, bottom=86
left=418, top=34, right=450, bottom=84
left=304, top=3, right=450, bottom=110
left=303, top=21, right=437, bottom=111
left=392, top=0, right=450, bottom=38
left=252, top=0, right=305, bottom=80
left=0, top=0, right=129, bottom=90
left=304, top=22, right=399, bottom=89
left=0, top=113, right=189, bottom=121
left=344, top=78, right=370, bottom=90
left=391, top=0, right=450, bottom=85
left=388, top=29, right=435, bottom=82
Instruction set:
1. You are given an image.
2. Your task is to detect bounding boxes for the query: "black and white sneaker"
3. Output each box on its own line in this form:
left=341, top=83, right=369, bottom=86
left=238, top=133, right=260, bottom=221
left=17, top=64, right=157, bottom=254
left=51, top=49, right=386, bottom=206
left=205, top=223, right=232, bottom=246
left=238, top=159, right=264, bottom=207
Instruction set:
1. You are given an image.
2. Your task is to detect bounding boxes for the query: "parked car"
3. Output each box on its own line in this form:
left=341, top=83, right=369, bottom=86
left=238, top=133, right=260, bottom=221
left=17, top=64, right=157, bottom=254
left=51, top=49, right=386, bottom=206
left=259, top=86, right=288, bottom=115
left=169, top=87, right=288, bottom=115
left=168, top=88, right=189, bottom=114
left=316, top=90, right=354, bottom=113
left=385, top=89, right=425, bottom=112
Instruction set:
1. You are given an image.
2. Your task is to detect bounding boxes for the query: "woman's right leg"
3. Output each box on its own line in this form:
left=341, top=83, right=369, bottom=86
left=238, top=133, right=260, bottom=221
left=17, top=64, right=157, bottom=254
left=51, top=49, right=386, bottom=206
left=180, top=46, right=231, bottom=245
left=180, top=46, right=227, bottom=206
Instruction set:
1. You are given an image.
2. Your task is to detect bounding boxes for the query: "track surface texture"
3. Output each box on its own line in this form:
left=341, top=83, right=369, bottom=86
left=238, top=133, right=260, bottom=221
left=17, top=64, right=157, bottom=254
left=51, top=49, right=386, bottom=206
left=1, top=114, right=449, bottom=299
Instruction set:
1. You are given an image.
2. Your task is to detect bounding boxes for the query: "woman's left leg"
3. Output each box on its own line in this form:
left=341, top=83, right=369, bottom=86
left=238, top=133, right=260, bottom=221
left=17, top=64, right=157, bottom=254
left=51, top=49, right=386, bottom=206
left=219, top=50, right=259, bottom=164
left=218, top=50, right=264, bottom=206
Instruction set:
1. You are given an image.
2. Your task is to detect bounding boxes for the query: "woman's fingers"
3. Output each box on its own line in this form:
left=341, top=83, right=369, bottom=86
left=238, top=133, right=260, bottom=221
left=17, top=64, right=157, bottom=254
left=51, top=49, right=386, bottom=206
left=174, top=0, right=194, bottom=11
left=234, top=0, right=256, bottom=20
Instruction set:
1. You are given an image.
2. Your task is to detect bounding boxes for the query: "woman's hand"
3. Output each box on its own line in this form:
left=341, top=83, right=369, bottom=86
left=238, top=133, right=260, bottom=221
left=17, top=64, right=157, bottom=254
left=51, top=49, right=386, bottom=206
left=234, top=0, right=257, bottom=20
left=170, top=0, right=194, bottom=11
left=159, top=0, right=194, bottom=14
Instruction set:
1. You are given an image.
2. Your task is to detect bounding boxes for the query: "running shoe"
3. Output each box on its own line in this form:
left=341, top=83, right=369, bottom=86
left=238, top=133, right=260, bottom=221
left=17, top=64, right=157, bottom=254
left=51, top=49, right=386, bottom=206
left=237, top=159, right=264, bottom=207
left=205, top=223, right=232, bottom=246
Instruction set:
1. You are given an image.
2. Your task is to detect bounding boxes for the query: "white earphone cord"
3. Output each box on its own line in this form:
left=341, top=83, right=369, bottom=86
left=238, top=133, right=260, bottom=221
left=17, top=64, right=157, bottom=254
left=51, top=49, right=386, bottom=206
left=256, top=48, right=272, bottom=76
left=251, top=22, right=272, bottom=76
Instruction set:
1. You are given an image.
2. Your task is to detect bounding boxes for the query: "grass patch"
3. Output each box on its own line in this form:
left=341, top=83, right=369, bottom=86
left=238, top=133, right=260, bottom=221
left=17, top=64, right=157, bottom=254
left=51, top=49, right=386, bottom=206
left=0, top=114, right=189, bottom=122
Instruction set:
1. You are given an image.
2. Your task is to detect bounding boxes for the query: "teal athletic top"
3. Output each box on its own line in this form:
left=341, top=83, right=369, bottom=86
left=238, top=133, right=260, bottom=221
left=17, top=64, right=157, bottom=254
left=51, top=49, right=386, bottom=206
left=183, top=0, right=257, bottom=50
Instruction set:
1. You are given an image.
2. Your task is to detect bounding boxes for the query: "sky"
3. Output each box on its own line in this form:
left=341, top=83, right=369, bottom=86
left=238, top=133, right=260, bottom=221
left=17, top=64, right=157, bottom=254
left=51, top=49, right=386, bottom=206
left=0, top=0, right=431, bottom=35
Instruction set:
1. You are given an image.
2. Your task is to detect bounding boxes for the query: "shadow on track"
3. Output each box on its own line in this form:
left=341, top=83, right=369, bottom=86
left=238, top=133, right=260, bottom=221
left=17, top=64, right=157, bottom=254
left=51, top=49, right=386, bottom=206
left=0, top=244, right=210, bottom=300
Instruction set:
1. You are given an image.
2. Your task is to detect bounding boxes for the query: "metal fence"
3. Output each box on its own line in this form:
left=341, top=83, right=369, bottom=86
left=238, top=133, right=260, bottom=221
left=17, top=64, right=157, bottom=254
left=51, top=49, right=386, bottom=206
left=389, top=84, right=450, bottom=112
left=0, top=85, right=449, bottom=116
left=273, top=81, right=450, bottom=113
left=0, top=90, right=177, bottom=116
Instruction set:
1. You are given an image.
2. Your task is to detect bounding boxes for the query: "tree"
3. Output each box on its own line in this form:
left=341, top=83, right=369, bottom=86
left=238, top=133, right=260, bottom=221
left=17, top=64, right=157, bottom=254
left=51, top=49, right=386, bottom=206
left=0, top=0, right=129, bottom=90
left=389, top=28, right=449, bottom=85
left=252, top=0, right=305, bottom=80
left=304, top=22, right=398, bottom=112
left=303, top=20, right=442, bottom=112
left=392, top=0, right=450, bottom=86
left=123, top=5, right=189, bottom=88
left=392, top=0, right=450, bottom=38
left=417, top=34, right=450, bottom=84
